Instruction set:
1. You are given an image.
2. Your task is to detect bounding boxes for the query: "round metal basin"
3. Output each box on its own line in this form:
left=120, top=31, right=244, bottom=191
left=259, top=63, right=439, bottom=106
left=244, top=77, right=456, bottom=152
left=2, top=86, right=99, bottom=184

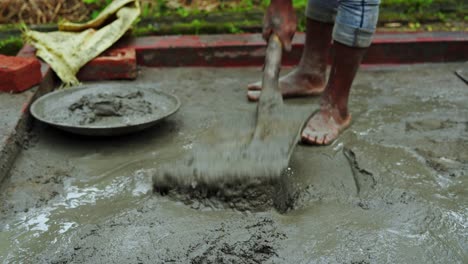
left=30, top=83, right=181, bottom=136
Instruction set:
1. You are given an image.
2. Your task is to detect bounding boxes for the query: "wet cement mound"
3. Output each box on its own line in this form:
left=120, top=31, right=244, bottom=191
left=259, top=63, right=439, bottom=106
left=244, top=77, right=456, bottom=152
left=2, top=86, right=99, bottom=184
left=155, top=179, right=280, bottom=212
left=152, top=165, right=296, bottom=212
left=66, top=91, right=153, bottom=125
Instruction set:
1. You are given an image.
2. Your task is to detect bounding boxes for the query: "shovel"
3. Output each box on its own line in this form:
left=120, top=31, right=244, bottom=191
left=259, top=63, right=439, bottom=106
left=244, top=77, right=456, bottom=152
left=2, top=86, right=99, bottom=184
left=153, top=34, right=313, bottom=192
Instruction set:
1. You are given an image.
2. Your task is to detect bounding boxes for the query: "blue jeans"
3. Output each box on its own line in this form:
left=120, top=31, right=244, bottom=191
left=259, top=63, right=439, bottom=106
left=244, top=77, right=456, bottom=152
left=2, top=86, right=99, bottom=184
left=306, top=0, right=380, bottom=47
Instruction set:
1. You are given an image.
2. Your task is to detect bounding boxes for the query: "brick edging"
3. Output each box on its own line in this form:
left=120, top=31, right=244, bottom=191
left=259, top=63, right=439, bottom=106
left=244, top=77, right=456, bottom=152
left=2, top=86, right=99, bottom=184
left=113, top=31, right=467, bottom=67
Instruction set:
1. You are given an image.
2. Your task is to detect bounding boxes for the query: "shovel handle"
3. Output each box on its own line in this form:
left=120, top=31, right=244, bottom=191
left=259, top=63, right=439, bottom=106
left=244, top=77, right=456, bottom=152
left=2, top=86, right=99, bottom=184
left=263, top=34, right=283, bottom=88
left=260, top=34, right=283, bottom=103
left=254, top=34, right=284, bottom=140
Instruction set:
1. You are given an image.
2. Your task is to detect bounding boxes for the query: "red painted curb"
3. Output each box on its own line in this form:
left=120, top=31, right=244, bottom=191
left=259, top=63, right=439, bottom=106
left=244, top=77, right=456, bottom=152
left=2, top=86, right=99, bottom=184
left=0, top=54, right=42, bottom=93
left=114, top=32, right=468, bottom=67
left=77, top=47, right=137, bottom=81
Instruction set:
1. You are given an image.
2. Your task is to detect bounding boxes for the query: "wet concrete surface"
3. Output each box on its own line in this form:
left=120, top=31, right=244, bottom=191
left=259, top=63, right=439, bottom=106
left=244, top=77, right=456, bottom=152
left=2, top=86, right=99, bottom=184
left=0, top=88, right=37, bottom=182
left=1, top=63, right=467, bottom=263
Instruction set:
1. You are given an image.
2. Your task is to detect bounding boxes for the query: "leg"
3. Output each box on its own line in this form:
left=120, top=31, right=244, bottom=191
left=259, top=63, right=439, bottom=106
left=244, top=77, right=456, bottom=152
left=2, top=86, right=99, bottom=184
left=301, top=42, right=365, bottom=144
left=301, top=0, right=380, bottom=145
left=247, top=0, right=338, bottom=101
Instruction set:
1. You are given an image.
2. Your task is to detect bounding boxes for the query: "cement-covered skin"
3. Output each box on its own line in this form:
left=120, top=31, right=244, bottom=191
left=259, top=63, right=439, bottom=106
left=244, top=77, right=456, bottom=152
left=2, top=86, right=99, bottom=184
left=0, top=64, right=467, bottom=263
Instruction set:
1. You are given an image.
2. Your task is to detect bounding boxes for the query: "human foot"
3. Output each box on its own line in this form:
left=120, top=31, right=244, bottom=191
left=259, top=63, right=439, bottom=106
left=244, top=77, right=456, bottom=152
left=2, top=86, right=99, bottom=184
left=301, top=105, right=351, bottom=145
left=247, top=68, right=326, bottom=101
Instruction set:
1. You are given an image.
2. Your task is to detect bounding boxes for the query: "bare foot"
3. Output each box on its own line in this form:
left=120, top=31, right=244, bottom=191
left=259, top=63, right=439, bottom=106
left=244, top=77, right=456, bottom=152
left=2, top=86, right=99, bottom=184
left=247, top=68, right=326, bottom=101
left=301, top=106, right=351, bottom=145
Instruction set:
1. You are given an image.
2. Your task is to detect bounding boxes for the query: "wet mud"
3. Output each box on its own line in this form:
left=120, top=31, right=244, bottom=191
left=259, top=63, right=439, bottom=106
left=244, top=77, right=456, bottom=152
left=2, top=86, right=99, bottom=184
left=0, top=64, right=467, bottom=263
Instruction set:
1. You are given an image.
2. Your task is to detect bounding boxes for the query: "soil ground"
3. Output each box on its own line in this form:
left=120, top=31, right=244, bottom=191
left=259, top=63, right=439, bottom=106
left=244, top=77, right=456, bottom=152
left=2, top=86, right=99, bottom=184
left=0, top=63, right=467, bottom=263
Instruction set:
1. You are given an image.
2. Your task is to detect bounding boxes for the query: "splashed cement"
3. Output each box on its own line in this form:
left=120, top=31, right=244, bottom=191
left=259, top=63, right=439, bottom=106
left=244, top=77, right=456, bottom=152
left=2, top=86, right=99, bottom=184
left=0, top=64, right=467, bottom=263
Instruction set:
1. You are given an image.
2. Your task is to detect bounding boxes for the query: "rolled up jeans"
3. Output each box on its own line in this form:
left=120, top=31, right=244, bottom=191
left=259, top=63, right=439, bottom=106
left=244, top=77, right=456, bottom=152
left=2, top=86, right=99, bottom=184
left=306, top=0, right=380, bottom=48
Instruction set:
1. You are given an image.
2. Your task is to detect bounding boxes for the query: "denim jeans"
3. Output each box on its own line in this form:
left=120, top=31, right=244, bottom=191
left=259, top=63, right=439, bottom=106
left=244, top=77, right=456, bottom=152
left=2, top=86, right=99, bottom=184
left=306, top=0, right=380, bottom=47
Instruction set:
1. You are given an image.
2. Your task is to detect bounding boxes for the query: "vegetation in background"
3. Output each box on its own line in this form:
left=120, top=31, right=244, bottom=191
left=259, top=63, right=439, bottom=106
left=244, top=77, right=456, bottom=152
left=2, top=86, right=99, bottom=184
left=129, top=0, right=466, bottom=35
left=0, top=0, right=466, bottom=55
left=0, top=36, right=23, bottom=56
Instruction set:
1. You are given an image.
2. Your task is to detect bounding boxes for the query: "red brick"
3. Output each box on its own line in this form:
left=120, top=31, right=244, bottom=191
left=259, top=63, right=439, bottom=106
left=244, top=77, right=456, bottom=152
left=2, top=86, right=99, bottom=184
left=16, top=45, right=37, bottom=59
left=0, top=55, right=42, bottom=93
left=77, top=47, right=137, bottom=81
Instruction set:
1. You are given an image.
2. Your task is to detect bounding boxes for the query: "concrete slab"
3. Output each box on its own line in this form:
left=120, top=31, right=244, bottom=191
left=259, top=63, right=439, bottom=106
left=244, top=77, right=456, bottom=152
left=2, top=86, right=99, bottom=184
left=0, top=52, right=55, bottom=185
left=0, top=63, right=467, bottom=263
left=0, top=89, right=35, bottom=179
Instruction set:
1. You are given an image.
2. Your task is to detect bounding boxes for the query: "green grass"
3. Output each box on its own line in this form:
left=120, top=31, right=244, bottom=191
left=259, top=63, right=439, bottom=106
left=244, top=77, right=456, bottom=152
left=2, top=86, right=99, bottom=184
left=0, top=36, right=23, bottom=56
left=80, top=0, right=466, bottom=25
left=76, top=0, right=467, bottom=36
left=1, top=0, right=465, bottom=55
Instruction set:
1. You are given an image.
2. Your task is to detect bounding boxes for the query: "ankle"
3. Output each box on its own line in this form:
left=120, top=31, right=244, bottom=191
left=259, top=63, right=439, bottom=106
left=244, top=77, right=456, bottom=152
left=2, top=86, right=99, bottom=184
left=320, top=96, right=349, bottom=121
left=299, top=55, right=326, bottom=71
left=296, top=61, right=327, bottom=81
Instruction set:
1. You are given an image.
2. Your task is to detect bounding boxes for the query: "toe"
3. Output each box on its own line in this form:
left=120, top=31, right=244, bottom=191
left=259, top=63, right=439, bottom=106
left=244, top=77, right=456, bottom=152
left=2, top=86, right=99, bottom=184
left=322, top=134, right=330, bottom=145
left=301, top=129, right=316, bottom=145
left=301, top=134, right=312, bottom=144
left=315, top=135, right=325, bottom=145
left=300, top=132, right=309, bottom=143
left=247, top=82, right=262, bottom=91
left=247, top=90, right=261, bottom=101
left=323, top=132, right=337, bottom=145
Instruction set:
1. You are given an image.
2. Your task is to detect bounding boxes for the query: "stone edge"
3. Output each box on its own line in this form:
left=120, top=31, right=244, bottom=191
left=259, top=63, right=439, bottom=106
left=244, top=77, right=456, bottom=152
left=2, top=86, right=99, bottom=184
left=0, top=46, right=56, bottom=185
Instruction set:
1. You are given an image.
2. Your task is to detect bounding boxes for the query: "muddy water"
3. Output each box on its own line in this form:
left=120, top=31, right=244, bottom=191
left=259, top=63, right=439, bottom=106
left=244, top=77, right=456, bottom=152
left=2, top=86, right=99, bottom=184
left=0, top=64, right=467, bottom=263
